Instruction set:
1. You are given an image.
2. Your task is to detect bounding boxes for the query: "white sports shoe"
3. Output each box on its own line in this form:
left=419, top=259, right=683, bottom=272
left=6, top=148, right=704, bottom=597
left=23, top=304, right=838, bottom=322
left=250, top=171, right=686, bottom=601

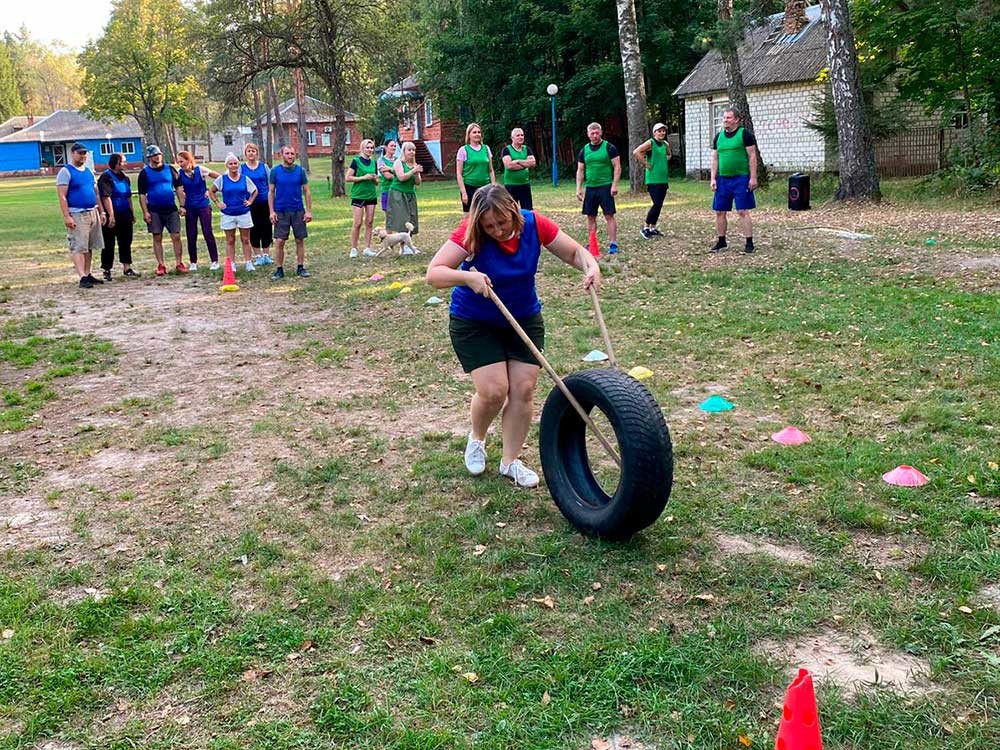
left=363, top=248, right=377, bottom=257
left=500, top=459, right=539, bottom=488
left=401, top=246, right=415, bottom=256
left=188, top=262, right=198, bottom=272
left=210, top=261, right=220, bottom=271
left=245, top=261, right=255, bottom=272
left=349, top=247, right=359, bottom=258
left=464, top=433, right=487, bottom=476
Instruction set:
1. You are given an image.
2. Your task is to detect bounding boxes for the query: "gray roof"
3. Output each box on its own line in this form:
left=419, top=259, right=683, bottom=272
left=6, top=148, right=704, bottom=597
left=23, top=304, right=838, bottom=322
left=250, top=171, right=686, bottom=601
left=0, top=110, right=143, bottom=143
left=0, top=116, right=34, bottom=139
left=380, top=74, right=421, bottom=99
left=674, top=4, right=826, bottom=98
left=256, top=96, right=357, bottom=126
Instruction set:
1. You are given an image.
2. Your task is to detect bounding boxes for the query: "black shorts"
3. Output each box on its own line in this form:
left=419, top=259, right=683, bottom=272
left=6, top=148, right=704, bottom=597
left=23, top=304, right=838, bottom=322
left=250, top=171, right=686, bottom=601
left=505, top=183, right=533, bottom=210
left=351, top=198, right=377, bottom=208
left=274, top=210, right=308, bottom=240
left=582, top=185, right=616, bottom=216
left=449, top=313, right=544, bottom=373
left=461, top=184, right=488, bottom=213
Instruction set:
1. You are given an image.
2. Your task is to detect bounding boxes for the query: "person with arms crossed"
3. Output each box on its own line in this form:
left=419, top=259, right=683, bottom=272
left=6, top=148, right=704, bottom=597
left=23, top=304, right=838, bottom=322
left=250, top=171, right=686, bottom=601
left=97, top=152, right=139, bottom=279
left=377, top=139, right=398, bottom=225
left=210, top=153, right=258, bottom=272
left=633, top=122, right=671, bottom=240
left=57, top=142, right=107, bottom=288
left=138, top=144, right=188, bottom=276
left=387, top=142, right=422, bottom=254
left=268, top=145, right=313, bottom=279
left=501, top=127, right=536, bottom=210
left=709, top=107, right=758, bottom=254
left=575, top=122, right=621, bottom=255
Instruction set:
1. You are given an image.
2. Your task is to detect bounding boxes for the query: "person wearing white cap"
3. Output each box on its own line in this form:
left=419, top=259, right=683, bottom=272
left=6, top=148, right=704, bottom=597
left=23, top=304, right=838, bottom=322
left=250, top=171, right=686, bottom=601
left=632, top=123, right=671, bottom=240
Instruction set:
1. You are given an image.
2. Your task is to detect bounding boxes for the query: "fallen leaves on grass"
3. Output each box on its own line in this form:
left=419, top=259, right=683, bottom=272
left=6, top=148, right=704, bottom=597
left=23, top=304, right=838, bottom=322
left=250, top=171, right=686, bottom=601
left=532, top=595, right=556, bottom=608
left=462, top=672, right=479, bottom=683
left=542, top=690, right=551, bottom=706
left=473, top=544, right=487, bottom=557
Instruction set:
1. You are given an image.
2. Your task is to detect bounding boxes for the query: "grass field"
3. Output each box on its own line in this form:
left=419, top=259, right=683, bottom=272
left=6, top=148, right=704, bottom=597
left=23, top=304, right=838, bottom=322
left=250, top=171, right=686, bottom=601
left=1, top=172, right=999, bottom=749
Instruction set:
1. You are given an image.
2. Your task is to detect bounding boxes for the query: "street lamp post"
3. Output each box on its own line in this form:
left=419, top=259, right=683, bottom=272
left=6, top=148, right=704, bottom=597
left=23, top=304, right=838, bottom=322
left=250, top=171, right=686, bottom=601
left=546, top=83, right=559, bottom=187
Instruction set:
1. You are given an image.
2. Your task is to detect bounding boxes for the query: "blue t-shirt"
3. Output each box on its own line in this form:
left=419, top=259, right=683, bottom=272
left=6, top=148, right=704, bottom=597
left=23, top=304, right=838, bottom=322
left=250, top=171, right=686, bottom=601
left=242, top=161, right=270, bottom=204
left=139, top=164, right=179, bottom=211
left=450, top=210, right=542, bottom=325
left=214, top=172, right=253, bottom=216
left=57, top=165, right=98, bottom=210
left=269, top=164, right=308, bottom=212
left=179, top=167, right=210, bottom=210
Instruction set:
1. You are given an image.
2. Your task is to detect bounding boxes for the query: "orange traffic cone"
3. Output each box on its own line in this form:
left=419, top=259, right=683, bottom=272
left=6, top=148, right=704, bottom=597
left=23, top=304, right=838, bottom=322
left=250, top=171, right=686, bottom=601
left=775, top=668, right=823, bottom=750
left=587, top=230, right=601, bottom=258
left=221, top=257, right=240, bottom=292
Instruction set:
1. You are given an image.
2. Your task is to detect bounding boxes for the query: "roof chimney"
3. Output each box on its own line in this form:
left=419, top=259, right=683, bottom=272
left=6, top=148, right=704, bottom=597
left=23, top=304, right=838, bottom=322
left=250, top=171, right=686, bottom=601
left=27, top=115, right=34, bottom=126
left=783, top=0, right=808, bottom=34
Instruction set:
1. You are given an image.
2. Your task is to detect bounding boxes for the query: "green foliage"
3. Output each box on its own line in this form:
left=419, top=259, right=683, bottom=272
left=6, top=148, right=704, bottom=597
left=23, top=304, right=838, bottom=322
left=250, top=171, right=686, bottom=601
left=806, top=84, right=900, bottom=152
left=3, top=27, right=83, bottom=113
left=0, top=41, right=23, bottom=120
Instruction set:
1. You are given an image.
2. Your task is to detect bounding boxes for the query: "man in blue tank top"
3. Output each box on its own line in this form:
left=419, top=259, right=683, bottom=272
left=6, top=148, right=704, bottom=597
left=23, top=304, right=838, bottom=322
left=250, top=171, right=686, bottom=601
left=138, top=144, right=188, bottom=276
left=56, top=143, right=109, bottom=289
left=267, top=145, right=313, bottom=280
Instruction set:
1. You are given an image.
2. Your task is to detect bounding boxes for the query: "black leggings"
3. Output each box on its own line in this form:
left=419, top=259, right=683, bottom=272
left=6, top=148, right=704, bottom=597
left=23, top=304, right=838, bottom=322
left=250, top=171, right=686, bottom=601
left=101, top=218, right=134, bottom=269
left=249, top=201, right=273, bottom=250
left=645, top=183, right=668, bottom=226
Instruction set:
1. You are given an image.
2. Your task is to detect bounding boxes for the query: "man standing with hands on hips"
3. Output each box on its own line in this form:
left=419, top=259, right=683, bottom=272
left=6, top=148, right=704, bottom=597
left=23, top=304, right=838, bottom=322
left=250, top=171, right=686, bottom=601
left=575, top=122, right=621, bottom=255
left=56, top=142, right=108, bottom=288
left=709, top=108, right=758, bottom=254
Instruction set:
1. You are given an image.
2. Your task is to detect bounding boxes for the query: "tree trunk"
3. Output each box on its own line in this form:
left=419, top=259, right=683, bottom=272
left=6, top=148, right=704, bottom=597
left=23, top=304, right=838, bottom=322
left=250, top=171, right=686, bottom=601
left=294, top=68, right=310, bottom=172
left=821, top=0, right=881, bottom=201
left=614, top=0, right=649, bottom=193
left=718, top=0, right=768, bottom=186
left=330, top=107, right=346, bottom=196
left=252, top=87, right=265, bottom=153
left=268, top=75, right=282, bottom=162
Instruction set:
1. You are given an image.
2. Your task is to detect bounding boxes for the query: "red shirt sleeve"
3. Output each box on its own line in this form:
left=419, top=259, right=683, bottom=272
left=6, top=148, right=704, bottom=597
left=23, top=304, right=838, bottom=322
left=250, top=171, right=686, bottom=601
left=533, top=211, right=560, bottom=245
left=449, top=217, right=471, bottom=249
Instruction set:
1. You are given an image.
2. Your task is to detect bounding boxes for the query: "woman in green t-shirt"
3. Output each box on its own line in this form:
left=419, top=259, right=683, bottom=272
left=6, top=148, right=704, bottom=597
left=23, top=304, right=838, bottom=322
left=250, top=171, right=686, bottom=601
left=456, top=122, right=496, bottom=213
left=346, top=138, right=380, bottom=258
left=632, top=122, right=672, bottom=240
left=387, top=141, right=423, bottom=238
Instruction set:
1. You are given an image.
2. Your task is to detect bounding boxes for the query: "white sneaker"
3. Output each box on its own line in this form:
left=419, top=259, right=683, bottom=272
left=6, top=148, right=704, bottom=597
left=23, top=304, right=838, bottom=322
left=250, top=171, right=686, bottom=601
left=188, top=262, right=198, bottom=272
left=363, top=248, right=377, bottom=257
left=401, top=246, right=414, bottom=256
left=210, top=261, right=220, bottom=271
left=349, top=247, right=359, bottom=258
left=245, top=261, right=255, bottom=272
left=500, top=459, right=539, bottom=488
left=464, top=433, right=487, bottom=476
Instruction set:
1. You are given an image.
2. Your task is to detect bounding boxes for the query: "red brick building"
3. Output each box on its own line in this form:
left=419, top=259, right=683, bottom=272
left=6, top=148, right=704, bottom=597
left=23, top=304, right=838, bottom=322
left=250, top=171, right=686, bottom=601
left=257, top=96, right=364, bottom=160
left=383, top=75, right=461, bottom=177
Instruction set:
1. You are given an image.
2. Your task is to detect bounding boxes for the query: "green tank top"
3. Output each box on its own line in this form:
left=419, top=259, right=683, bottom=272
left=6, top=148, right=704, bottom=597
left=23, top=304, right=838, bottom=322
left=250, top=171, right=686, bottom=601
left=644, top=139, right=669, bottom=185
left=390, top=162, right=416, bottom=194
left=716, top=127, right=750, bottom=177
left=378, top=155, right=394, bottom=195
left=503, top=144, right=531, bottom=186
left=461, top=144, right=491, bottom=186
left=350, top=157, right=378, bottom=201
left=583, top=141, right=613, bottom=187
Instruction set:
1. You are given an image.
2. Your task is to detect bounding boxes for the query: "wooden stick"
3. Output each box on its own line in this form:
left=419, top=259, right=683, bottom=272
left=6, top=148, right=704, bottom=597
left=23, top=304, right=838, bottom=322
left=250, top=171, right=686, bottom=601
left=588, top=286, right=618, bottom=368
left=473, top=274, right=622, bottom=468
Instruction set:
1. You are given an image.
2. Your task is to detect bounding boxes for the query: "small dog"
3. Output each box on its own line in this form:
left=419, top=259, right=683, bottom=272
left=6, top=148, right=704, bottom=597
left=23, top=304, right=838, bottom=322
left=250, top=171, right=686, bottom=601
left=376, top=222, right=418, bottom=256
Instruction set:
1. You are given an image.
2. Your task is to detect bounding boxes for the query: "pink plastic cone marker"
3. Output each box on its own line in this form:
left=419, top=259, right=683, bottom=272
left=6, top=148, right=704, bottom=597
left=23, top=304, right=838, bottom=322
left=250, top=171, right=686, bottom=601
left=771, top=426, right=812, bottom=446
left=370, top=273, right=385, bottom=281
left=882, top=465, right=929, bottom=487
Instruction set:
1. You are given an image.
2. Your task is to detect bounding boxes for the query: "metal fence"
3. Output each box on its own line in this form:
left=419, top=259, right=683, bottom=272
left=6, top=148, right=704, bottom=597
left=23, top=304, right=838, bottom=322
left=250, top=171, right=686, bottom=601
left=875, top=126, right=962, bottom=177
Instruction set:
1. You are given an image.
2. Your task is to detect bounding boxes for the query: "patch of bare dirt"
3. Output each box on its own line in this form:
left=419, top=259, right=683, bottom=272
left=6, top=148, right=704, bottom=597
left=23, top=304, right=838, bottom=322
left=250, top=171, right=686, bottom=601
left=978, top=584, right=1000, bottom=612
left=589, top=736, right=656, bottom=750
left=716, top=532, right=813, bottom=565
left=0, top=493, right=70, bottom=550
left=850, top=532, right=929, bottom=570
left=761, top=628, right=932, bottom=694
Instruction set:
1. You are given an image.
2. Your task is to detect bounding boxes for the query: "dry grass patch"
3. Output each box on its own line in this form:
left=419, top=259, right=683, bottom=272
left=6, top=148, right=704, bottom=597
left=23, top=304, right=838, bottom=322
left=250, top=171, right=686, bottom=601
left=715, top=532, right=813, bottom=565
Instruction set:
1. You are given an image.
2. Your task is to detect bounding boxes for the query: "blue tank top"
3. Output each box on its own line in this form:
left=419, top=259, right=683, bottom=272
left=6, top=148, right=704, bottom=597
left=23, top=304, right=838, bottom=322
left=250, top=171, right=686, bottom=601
left=242, top=161, right=269, bottom=203
left=108, top=171, right=133, bottom=217
left=450, top=210, right=542, bottom=326
left=65, top=166, right=98, bottom=210
left=270, top=164, right=305, bottom=212
left=219, top=172, right=252, bottom=216
left=179, top=167, right=210, bottom=209
left=142, top=164, right=177, bottom=210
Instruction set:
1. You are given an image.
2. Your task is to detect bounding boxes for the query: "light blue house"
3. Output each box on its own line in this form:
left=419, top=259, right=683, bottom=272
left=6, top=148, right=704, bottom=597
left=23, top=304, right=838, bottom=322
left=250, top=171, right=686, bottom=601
left=0, top=110, right=144, bottom=175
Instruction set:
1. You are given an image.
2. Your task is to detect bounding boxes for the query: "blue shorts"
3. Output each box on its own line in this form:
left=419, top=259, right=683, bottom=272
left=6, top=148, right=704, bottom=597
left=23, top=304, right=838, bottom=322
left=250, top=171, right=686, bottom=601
left=712, top=174, right=756, bottom=212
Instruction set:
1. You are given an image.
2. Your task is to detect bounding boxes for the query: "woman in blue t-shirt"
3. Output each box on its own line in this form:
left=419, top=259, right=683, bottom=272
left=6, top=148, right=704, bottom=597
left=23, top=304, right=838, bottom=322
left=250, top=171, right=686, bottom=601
left=209, top=153, right=258, bottom=273
left=242, top=143, right=272, bottom=265
left=176, top=150, right=221, bottom=270
left=426, top=184, right=601, bottom=488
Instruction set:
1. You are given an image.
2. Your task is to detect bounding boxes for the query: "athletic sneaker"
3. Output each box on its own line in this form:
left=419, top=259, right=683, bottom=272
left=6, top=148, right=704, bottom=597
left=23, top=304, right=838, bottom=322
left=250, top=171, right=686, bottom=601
left=263, top=254, right=273, bottom=265
left=708, top=240, right=728, bottom=254
left=176, top=262, right=189, bottom=274
left=464, top=433, right=487, bottom=476
left=245, top=261, right=255, bottom=272
left=499, top=459, right=540, bottom=488
left=271, top=267, right=284, bottom=280
left=640, top=228, right=654, bottom=240
left=608, top=242, right=619, bottom=255
left=209, top=261, right=220, bottom=271
left=156, top=264, right=167, bottom=276
left=102, top=269, right=113, bottom=282
left=650, top=228, right=663, bottom=237
left=254, top=255, right=265, bottom=266
left=79, top=276, right=94, bottom=289
left=349, top=247, right=359, bottom=258
left=743, top=239, right=755, bottom=254
left=362, top=248, right=377, bottom=257
left=123, top=268, right=141, bottom=278
left=296, top=266, right=311, bottom=278
left=86, top=274, right=103, bottom=284
left=188, top=262, right=198, bottom=272
left=401, top=246, right=415, bottom=256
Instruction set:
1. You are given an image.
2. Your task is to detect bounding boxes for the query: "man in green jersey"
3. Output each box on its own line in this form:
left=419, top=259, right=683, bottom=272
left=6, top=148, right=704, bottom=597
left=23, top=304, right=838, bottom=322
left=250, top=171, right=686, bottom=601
left=710, top=108, right=758, bottom=254
left=501, top=127, right=536, bottom=209
left=575, top=122, right=621, bottom=255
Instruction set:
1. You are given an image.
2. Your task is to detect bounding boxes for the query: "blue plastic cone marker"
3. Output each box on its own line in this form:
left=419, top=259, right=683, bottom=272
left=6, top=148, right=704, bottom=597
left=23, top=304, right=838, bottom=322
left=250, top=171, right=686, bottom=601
left=699, top=395, right=734, bottom=412
left=583, top=349, right=609, bottom=362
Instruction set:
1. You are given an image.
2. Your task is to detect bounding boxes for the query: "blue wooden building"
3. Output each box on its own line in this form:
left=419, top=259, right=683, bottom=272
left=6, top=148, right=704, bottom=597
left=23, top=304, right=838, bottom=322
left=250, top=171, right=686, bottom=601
left=0, top=110, right=144, bottom=176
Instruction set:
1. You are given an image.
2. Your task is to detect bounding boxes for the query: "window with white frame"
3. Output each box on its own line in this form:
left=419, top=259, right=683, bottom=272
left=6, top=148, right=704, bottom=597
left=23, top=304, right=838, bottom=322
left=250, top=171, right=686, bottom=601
left=344, top=128, right=351, bottom=145
left=322, top=132, right=330, bottom=147
left=120, top=141, right=136, bottom=155
left=711, top=100, right=730, bottom=137
left=307, top=129, right=316, bottom=146
left=425, top=99, right=433, bottom=126
left=100, top=142, right=113, bottom=156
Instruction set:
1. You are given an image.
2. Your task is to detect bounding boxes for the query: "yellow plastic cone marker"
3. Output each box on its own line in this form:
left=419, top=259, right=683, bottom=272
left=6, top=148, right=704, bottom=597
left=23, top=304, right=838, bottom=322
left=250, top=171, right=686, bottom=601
left=628, top=366, right=653, bottom=381
left=401, top=286, right=412, bottom=293
left=388, top=281, right=403, bottom=289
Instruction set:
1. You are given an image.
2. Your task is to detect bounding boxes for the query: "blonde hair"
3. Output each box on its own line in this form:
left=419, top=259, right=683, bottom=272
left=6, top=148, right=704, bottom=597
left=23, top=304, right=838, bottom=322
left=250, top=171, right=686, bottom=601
left=587, top=122, right=602, bottom=132
left=360, top=138, right=375, bottom=151
left=400, top=141, right=416, bottom=161
left=243, top=143, right=259, bottom=158
left=464, top=122, right=483, bottom=145
left=461, top=185, right=525, bottom=257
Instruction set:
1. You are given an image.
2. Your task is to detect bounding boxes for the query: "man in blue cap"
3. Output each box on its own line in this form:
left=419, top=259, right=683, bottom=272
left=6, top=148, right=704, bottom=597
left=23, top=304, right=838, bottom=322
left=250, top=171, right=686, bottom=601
left=56, top=142, right=109, bottom=288
left=138, top=144, right=187, bottom=276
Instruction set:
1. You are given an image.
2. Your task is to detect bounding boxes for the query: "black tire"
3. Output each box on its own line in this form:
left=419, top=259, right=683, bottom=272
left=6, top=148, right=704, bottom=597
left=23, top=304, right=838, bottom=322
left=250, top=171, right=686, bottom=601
left=539, top=368, right=673, bottom=540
